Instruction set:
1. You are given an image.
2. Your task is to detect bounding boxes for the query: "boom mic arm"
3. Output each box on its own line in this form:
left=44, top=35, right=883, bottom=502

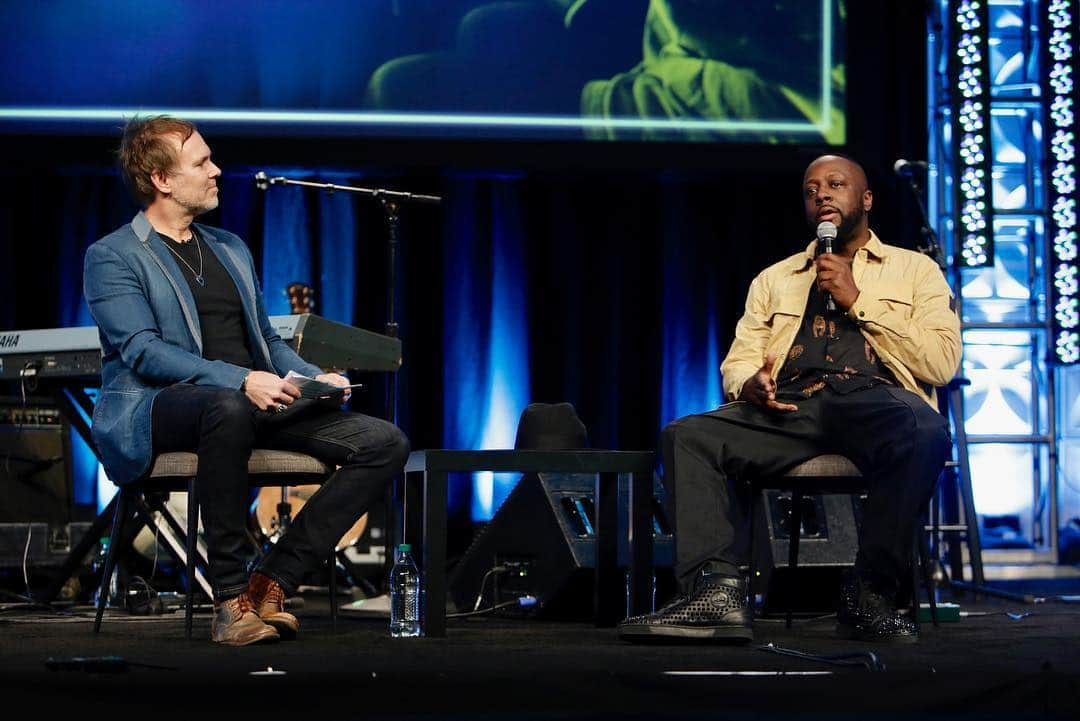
left=252, top=171, right=441, bottom=205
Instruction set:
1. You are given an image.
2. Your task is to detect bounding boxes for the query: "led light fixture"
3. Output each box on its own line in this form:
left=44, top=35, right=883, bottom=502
left=1044, top=0, right=1079, bottom=363
left=950, top=0, right=997, bottom=267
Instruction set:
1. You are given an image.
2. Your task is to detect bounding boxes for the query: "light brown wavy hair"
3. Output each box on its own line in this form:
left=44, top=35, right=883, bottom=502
left=117, top=115, right=197, bottom=207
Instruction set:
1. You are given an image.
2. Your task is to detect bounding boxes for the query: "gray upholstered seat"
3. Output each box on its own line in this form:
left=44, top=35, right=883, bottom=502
left=148, top=449, right=332, bottom=479
left=781, top=454, right=861, bottom=478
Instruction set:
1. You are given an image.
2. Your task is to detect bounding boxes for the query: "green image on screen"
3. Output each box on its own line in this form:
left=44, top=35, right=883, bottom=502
left=0, top=0, right=845, bottom=144
left=577, top=0, right=845, bottom=143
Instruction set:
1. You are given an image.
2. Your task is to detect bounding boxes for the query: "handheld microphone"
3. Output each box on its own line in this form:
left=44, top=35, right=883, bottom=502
left=893, top=159, right=929, bottom=176
left=816, top=220, right=838, bottom=312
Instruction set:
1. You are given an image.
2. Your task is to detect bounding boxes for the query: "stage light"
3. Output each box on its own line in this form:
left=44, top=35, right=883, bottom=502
left=1056, top=331, right=1080, bottom=363
left=1052, top=164, right=1076, bottom=195
left=1051, top=130, right=1076, bottom=162
left=1053, top=197, right=1078, bottom=228
left=1054, top=229, right=1078, bottom=261
left=951, top=0, right=996, bottom=267
left=1045, top=0, right=1078, bottom=363
left=1056, top=265, right=1079, bottom=294
left=1056, top=296, right=1079, bottom=328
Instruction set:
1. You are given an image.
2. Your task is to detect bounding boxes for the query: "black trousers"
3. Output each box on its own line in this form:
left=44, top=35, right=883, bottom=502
left=661, top=384, right=950, bottom=594
left=151, top=384, right=409, bottom=599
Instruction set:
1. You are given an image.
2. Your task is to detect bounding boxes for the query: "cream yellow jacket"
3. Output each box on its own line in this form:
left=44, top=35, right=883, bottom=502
left=720, top=231, right=961, bottom=408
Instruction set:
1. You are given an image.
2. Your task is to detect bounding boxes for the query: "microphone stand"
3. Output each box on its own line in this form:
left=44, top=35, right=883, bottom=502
left=899, top=170, right=946, bottom=272
left=255, top=172, right=441, bottom=424
left=896, top=166, right=995, bottom=604
left=255, top=171, right=442, bottom=597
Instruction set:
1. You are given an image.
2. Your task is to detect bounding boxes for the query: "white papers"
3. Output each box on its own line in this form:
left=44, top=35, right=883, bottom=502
left=284, top=371, right=362, bottom=399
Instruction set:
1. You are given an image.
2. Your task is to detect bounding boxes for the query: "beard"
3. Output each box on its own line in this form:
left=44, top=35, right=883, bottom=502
left=172, top=183, right=219, bottom=217
left=835, top=204, right=865, bottom=242
left=808, top=203, right=865, bottom=243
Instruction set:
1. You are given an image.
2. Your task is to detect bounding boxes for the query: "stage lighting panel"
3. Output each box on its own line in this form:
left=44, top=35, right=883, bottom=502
left=960, top=218, right=1042, bottom=323
left=989, top=0, right=1041, bottom=93
left=990, top=107, right=1044, bottom=210
left=1043, top=1, right=1078, bottom=363
left=968, top=444, right=1041, bottom=531
left=990, top=39, right=1027, bottom=86
left=989, top=2, right=1025, bottom=32
left=1058, top=440, right=1080, bottom=532
left=1060, top=365, right=1080, bottom=433
left=952, top=0, right=997, bottom=267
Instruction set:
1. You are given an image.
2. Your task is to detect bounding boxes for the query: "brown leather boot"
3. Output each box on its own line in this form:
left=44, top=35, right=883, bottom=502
left=211, top=593, right=280, bottom=646
left=247, top=572, right=300, bottom=639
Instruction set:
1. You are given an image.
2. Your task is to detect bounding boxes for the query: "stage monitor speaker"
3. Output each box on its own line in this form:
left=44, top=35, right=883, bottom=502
left=0, top=401, right=72, bottom=524
left=447, top=472, right=673, bottom=619
left=750, top=490, right=860, bottom=615
left=0, top=522, right=92, bottom=568
left=0, top=400, right=76, bottom=568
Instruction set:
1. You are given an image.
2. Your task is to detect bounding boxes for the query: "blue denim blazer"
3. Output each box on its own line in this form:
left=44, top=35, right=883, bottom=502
left=83, top=212, right=323, bottom=484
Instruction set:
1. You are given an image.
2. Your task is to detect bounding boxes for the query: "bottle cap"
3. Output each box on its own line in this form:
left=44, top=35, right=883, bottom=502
left=398, top=543, right=411, bottom=552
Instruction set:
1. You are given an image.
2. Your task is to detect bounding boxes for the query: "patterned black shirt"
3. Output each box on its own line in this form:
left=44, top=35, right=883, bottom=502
left=775, top=283, right=896, bottom=399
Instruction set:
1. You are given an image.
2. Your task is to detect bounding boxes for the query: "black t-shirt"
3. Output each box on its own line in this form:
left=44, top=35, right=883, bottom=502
left=159, top=228, right=254, bottom=369
left=776, top=283, right=896, bottom=399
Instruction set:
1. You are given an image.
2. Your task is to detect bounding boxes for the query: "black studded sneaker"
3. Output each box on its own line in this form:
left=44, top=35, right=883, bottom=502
left=836, top=571, right=918, bottom=644
left=618, top=574, right=754, bottom=643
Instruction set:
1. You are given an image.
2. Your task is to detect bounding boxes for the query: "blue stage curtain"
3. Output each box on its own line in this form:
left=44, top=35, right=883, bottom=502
left=55, top=171, right=136, bottom=508
left=442, top=176, right=531, bottom=521
left=317, top=175, right=359, bottom=326
left=252, top=169, right=358, bottom=324
left=261, top=170, right=315, bottom=316
left=660, top=181, right=723, bottom=427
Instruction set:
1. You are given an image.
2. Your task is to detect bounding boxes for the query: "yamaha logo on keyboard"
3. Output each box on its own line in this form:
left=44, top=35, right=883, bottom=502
left=0, top=333, right=19, bottom=350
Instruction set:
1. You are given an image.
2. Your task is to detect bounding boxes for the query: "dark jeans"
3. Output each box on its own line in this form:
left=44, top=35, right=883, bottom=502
left=151, top=384, right=409, bottom=599
left=661, top=384, right=950, bottom=594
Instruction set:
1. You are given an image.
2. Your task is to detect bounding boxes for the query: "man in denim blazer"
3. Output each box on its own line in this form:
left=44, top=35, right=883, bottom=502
left=84, top=116, right=409, bottom=645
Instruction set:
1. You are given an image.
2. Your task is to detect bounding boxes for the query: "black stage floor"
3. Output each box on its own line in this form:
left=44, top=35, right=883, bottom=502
left=2, top=586, right=1079, bottom=720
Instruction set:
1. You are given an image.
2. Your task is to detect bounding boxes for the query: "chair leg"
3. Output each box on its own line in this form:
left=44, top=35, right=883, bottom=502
left=185, top=477, right=199, bottom=640
left=786, top=489, right=803, bottom=629
left=93, top=488, right=130, bottom=633
left=917, top=520, right=939, bottom=627
left=748, top=488, right=758, bottom=616
left=329, top=552, right=338, bottom=632
left=910, top=528, right=921, bottom=631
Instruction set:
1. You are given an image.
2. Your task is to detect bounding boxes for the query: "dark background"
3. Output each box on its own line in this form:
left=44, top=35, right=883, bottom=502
left=0, top=2, right=929, bottom=539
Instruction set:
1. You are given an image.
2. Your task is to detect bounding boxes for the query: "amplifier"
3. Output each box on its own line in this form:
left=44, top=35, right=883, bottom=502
left=0, top=400, right=73, bottom=524
left=0, top=522, right=93, bottom=568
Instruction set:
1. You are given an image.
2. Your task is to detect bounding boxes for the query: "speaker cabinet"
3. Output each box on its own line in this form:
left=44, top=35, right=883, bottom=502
left=447, top=472, right=672, bottom=618
left=0, top=401, right=72, bottom=524
left=750, top=490, right=860, bottom=614
left=0, top=400, right=76, bottom=568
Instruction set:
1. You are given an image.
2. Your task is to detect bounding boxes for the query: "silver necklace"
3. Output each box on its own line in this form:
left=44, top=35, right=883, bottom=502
left=162, top=228, right=206, bottom=286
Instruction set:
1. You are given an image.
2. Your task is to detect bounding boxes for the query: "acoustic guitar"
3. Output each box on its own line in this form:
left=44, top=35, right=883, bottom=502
left=251, top=281, right=368, bottom=552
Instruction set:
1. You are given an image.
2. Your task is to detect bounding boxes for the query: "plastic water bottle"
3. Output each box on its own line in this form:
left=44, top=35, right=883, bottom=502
left=389, top=544, right=422, bottom=637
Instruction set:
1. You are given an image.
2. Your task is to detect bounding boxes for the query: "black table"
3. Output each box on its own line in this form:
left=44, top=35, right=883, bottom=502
left=402, top=449, right=656, bottom=637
